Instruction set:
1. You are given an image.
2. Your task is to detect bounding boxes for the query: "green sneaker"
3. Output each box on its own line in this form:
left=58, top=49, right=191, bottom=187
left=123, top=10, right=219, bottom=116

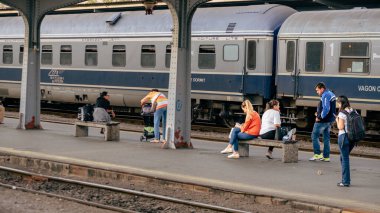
left=320, top=157, right=330, bottom=162
left=309, top=154, right=323, bottom=161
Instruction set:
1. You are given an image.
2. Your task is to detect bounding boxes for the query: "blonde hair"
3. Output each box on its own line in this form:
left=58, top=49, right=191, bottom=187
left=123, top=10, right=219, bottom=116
left=242, top=100, right=255, bottom=114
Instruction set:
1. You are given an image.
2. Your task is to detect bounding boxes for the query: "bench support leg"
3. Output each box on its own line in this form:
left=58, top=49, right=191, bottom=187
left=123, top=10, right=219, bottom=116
left=75, top=125, right=88, bottom=137
left=238, top=143, right=249, bottom=157
left=105, top=125, right=120, bottom=141
left=282, top=143, right=298, bottom=163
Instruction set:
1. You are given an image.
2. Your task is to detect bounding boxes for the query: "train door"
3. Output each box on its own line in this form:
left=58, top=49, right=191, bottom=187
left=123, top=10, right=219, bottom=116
left=285, top=40, right=299, bottom=98
left=243, top=39, right=258, bottom=94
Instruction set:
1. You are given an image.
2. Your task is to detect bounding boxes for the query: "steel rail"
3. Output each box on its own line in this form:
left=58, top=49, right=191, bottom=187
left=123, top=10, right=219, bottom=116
left=0, top=182, right=137, bottom=213
left=0, top=166, right=251, bottom=213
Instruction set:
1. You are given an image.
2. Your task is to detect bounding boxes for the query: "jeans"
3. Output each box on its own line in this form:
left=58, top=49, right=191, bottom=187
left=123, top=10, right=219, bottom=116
left=338, top=133, right=354, bottom=185
left=154, top=107, right=167, bottom=140
left=311, top=122, right=332, bottom=158
left=229, top=127, right=256, bottom=151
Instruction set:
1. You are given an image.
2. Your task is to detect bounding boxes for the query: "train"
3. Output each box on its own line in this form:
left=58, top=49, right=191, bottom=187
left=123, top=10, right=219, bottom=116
left=0, top=4, right=379, bottom=135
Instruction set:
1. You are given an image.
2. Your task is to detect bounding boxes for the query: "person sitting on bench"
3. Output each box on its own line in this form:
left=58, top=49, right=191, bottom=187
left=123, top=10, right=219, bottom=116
left=220, top=100, right=261, bottom=159
left=93, top=91, right=115, bottom=134
left=259, top=100, right=281, bottom=159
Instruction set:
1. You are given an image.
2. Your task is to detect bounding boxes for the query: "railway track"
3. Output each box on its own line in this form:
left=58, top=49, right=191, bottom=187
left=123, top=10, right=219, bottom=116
left=0, top=166, right=249, bottom=213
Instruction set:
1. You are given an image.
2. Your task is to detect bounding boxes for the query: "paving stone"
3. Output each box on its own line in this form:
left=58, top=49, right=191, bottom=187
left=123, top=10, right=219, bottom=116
left=319, top=205, right=341, bottom=213
left=255, top=196, right=272, bottom=205
left=291, top=201, right=319, bottom=211
left=272, top=198, right=288, bottom=205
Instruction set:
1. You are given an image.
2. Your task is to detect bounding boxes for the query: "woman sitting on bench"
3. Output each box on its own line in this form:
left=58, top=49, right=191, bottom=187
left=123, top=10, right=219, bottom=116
left=220, top=100, right=261, bottom=159
left=259, top=100, right=281, bottom=159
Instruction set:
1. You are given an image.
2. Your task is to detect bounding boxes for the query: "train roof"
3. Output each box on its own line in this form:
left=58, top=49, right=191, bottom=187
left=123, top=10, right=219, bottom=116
left=278, top=8, right=380, bottom=37
left=0, top=4, right=296, bottom=39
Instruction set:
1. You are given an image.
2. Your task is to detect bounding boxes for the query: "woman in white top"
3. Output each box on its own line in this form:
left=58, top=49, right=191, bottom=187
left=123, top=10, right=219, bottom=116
left=259, top=100, right=281, bottom=159
left=336, top=95, right=355, bottom=187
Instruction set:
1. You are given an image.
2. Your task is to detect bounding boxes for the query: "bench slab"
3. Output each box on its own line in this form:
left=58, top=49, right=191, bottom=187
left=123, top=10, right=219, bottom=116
left=75, top=121, right=120, bottom=141
left=239, top=139, right=299, bottom=163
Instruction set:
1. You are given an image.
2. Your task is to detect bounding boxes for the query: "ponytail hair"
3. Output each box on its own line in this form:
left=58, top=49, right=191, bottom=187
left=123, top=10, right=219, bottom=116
left=241, top=100, right=254, bottom=114
left=265, top=99, right=279, bottom=111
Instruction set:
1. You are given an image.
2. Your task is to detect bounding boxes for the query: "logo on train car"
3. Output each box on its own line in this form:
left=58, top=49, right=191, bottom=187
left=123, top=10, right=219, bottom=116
left=48, top=69, right=65, bottom=83
left=358, top=85, right=380, bottom=92
left=191, top=77, right=206, bottom=83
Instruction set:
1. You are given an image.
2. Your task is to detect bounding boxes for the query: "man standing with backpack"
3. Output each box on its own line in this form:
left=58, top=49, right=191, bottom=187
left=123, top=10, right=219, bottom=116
left=309, top=82, right=336, bottom=162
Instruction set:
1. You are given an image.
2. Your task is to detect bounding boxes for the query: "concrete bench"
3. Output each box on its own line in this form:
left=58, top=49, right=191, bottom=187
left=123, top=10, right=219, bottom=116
left=238, top=138, right=299, bottom=163
left=75, top=121, right=120, bottom=141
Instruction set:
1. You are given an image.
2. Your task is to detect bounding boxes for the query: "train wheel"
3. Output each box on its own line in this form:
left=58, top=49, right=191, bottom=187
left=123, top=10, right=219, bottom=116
left=191, top=104, right=200, bottom=123
left=295, top=110, right=313, bottom=129
left=222, top=117, right=235, bottom=128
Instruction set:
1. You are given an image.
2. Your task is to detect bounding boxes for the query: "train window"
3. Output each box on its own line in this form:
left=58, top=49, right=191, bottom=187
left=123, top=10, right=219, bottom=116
left=19, top=45, right=24, bottom=64
left=223, top=44, right=238, bottom=61
left=85, top=45, right=98, bottom=66
left=247, top=41, right=256, bottom=70
left=305, top=42, right=324, bottom=72
left=141, top=45, right=156, bottom=68
left=112, top=45, right=126, bottom=67
left=3, top=45, right=13, bottom=64
left=60, top=45, right=72, bottom=66
left=286, top=41, right=295, bottom=72
left=198, top=45, right=215, bottom=69
left=41, top=45, right=53, bottom=65
left=339, top=42, right=369, bottom=73
left=165, top=45, right=171, bottom=68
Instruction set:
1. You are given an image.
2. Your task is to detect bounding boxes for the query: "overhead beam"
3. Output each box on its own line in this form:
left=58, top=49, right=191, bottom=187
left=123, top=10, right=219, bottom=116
left=312, top=0, right=351, bottom=9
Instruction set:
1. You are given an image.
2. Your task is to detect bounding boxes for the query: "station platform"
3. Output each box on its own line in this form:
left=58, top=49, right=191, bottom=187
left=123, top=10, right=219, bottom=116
left=0, top=118, right=379, bottom=212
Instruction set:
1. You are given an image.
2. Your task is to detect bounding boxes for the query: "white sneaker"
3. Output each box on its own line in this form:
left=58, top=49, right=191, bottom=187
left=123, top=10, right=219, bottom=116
left=227, top=153, right=240, bottom=159
left=287, top=128, right=297, bottom=139
left=309, top=154, right=323, bottom=161
left=220, top=147, right=233, bottom=154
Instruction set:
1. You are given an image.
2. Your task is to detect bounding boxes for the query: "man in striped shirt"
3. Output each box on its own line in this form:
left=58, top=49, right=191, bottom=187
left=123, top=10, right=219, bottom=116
left=141, top=89, right=168, bottom=143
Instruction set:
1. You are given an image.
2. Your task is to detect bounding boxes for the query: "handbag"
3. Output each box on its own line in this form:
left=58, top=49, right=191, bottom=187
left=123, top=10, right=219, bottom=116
left=149, top=93, right=161, bottom=113
left=274, top=126, right=289, bottom=141
left=228, top=127, right=234, bottom=139
left=150, top=101, right=157, bottom=113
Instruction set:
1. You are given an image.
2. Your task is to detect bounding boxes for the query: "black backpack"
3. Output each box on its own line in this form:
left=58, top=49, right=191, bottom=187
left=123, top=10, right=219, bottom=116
left=342, top=110, right=365, bottom=145
left=79, top=104, right=94, bottom=121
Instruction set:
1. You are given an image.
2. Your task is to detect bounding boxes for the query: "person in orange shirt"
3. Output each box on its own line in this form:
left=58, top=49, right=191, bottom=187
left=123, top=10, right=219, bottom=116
left=221, top=100, right=261, bottom=159
left=0, top=100, right=4, bottom=124
left=141, top=89, right=168, bottom=143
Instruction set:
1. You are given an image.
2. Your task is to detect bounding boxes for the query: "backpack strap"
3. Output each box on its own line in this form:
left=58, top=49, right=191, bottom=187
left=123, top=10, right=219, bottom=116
left=339, top=109, right=349, bottom=139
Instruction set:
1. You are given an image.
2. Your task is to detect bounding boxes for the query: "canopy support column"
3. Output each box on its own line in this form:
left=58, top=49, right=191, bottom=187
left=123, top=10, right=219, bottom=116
left=163, top=0, right=209, bottom=149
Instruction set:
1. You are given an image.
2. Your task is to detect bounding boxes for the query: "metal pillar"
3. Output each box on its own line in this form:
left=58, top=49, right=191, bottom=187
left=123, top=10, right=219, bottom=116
left=162, top=0, right=209, bottom=149
left=0, top=0, right=86, bottom=129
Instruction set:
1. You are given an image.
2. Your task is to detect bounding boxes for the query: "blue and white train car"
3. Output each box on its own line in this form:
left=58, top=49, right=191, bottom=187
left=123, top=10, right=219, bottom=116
left=276, top=8, right=380, bottom=132
left=0, top=4, right=296, bottom=125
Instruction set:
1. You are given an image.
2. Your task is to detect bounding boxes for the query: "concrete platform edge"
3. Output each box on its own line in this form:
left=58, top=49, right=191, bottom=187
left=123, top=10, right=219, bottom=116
left=0, top=147, right=378, bottom=213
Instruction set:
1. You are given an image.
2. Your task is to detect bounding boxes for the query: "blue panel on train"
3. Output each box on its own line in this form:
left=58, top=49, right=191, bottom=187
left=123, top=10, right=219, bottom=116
left=244, top=75, right=273, bottom=99
left=40, top=69, right=170, bottom=89
left=0, top=68, right=22, bottom=81
left=277, top=75, right=380, bottom=101
left=190, top=74, right=241, bottom=93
